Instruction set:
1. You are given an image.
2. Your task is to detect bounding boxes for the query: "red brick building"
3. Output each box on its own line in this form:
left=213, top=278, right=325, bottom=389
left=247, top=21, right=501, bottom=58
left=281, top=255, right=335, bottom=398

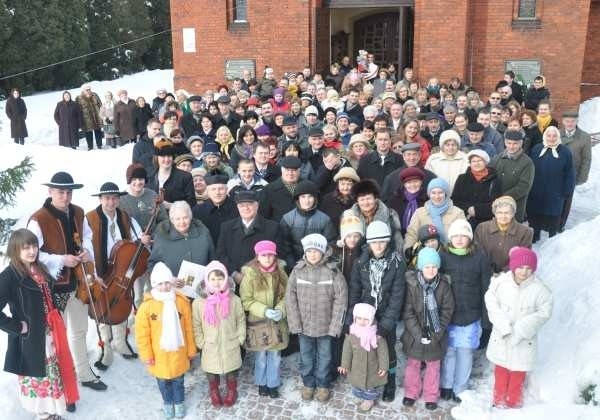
left=171, top=0, right=600, bottom=110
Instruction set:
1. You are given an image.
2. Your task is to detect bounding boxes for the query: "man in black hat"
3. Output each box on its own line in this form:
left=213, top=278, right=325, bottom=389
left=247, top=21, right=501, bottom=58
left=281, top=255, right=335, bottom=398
left=462, top=122, right=497, bottom=158
left=420, top=112, right=443, bottom=148
left=180, top=95, right=205, bottom=139
left=27, top=172, right=108, bottom=400
left=278, top=115, right=300, bottom=145
left=303, top=127, right=327, bottom=173
left=84, top=182, right=152, bottom=371
left=216, top=190, right=281, bottom=284
left=259, top=156, right=302, bottom=222
left=192, top=174, right=237, bottom=244
left=215, top=95, right=241, bottom=133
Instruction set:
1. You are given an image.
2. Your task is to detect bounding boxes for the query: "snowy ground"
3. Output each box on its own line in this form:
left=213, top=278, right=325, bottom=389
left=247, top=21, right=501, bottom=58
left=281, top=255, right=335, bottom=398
left=1, top=72, right=599, bottom=419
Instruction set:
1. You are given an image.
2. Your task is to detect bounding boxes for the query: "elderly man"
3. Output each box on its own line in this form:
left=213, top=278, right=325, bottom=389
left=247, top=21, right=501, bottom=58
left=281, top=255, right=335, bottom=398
left=303, top=127, right=327, bottom=173
left=192, top=174, right=238, bottom=244
left=259, top=156, right=303, bottom=221
left=298, top=105, right=323, bottom=147
left=461, top=122, right=497, bottom=158
left=180, top=95, right=204, bottom=139
left=76, top=84, right=104, bottom=150
left=214, top=95, right=241, bottom=133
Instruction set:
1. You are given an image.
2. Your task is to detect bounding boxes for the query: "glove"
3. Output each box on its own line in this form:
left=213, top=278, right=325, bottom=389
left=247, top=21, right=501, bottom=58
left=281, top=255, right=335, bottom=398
left=265, top=309, right=279, bottom=321
left=271, top=309, right=283, bottom=322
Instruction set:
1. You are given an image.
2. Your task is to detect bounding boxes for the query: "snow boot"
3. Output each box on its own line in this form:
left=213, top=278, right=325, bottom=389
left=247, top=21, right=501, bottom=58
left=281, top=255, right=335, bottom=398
left=222, top=377, right=238, bottom=407
left=208, top=377, right=222, bottom=407
left=425, top=402, right=438, bottom=410
left=382, top=373, right=396, bottom=402
left=163, top=404, right=175, bottom=419
left=440, top=388, right=453, bottom=400
left=174, top=403, right=185, bottom=418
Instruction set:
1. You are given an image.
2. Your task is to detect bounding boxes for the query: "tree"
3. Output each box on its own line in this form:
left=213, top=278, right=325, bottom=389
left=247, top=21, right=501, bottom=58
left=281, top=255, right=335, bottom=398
left=143, top=0, right=173, bottom=70
left=85, top=0, right=120, bottom=80
left=0, top=157, right=34, bottom=248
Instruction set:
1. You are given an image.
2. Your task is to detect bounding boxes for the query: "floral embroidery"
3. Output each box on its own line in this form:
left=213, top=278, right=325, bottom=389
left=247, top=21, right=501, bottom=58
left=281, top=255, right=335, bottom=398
left=18, top=354, right=64, bottom=400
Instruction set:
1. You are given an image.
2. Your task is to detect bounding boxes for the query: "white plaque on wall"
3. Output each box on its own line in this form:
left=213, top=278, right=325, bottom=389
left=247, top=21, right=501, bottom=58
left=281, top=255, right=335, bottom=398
left=182, top=28, right=196, bottom=53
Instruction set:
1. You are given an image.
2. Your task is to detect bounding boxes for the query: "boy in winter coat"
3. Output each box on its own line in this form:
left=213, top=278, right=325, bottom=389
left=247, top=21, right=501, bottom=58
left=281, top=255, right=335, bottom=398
left=239, top=241, right=289, bottom=398
left=192, top=261, right=246, bottom=408
left=349, top=221, right=407, bottom=402
left=401, top=248, right=455, bottom=411
left=338, top=303, right=389, bottom=413
left=439, top=219, right=492, bottom=402
left=285, top=233, right=348, bottom=403
left=136, top=263, right=197, bottom=419
left=485, top=247, right=552, bottom=408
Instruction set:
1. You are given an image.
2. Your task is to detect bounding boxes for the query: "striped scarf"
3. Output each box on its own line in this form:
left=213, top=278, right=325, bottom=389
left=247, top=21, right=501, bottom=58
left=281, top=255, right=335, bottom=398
left=368, top=257, right=389, bottom=310
left=417, top=271, right=442, bottom=334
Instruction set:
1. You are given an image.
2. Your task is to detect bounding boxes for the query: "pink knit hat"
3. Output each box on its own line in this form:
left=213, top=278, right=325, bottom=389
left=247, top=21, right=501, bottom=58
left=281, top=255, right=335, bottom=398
left=353, top=303, right=376, bottom=322
left=204, top=260, right=230, bottom=293
left=254, top=240, right=277, bottom=256
left=509, top=247, right=537, bottom=273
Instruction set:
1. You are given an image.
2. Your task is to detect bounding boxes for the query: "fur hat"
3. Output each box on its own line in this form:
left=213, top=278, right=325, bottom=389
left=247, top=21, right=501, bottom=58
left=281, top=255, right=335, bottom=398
left=333, top=167, right=360, bottom=183
left=417, top=248, right=441, bottom=270
left=447, top=219, right=473, bottom=241
left=439, top=130, right=461, bottom=148
left=351, top=179, right=380, bottom=199
left=126, top=163, right=147, bottom=184
left=293, top=180, right=318, bottom=200
left=366, top=221, right=391, bottom=243
left=353, top=303, right=376, bottom=322
left=509, top=247, right=537, bottom=273
left=150, top=262, right=174, bottom=288
left=301, top=233, right=327, bottom=254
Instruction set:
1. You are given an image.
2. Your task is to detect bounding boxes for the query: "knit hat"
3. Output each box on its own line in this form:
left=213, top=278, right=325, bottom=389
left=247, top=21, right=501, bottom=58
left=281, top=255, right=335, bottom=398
left=492, top=195, right=517, bottom=215
left=150, top=262, right=174, bottom=288
left=255, top=125, right=271, bottom=136
left=353, top=303, right=376, bottom=322
left=508, top=247, right=537, bottom=273
left=351, top=179, right=380, bottom=199
left=427, top=177, right=450, bottom=196
left=293, top=180, right=318, bottom=200
left=333, top=167, right=360, bottom=183
left=336, top=112, right=350, bottom=123
left=447, top=219, right=473, bottom=241
left=467, top=149, right=490, bottom=164
left=126, top=163, right=147, bottom=184
left=439, top=130, right=461, bottom=147
left=418, top=224, right=440, bottom=243
left=366, top=221, right=391, bottom=243
left=338, top=212, right=365, bottom=245
left=204, top=260, right=230, bottom=293
left=273, top=87, right=285, bottom=97
left=467, top=122, right=485, bottom=132
left=504, top=130, right=524, bottom=141
left=301, top=233, right=328, bottom=254
left=417, top=247, right=441, bottom=270
left=191, top=167, right=207, bottom=178
left=399, top=167, right=425, bottom=184
left=254, top=240, right=277, bottom=256
left=186, top=135, right=204, bottom=149
left=304, top=105, right=319, bottom=116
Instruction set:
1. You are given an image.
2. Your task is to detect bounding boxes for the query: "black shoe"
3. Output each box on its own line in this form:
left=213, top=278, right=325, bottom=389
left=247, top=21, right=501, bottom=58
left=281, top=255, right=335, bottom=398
left=258, top=385, right=269, bottom=396
left=440, top=388, right=453, bottom=400
left=94, top=360, right=109, bottom=371
left=425, top=402, right=438, bottom=410
left=268, top=387, right=280, bottom=398
left=452, top=393, right=462, bottom=403
left=402, top=397, right=415, bottom=407
left=121, top=352, right=138, bottom=360
left=66, top=403, right=76, bottom=412
left=81, top=379, right=108, bottom=391
left=382, top=373, right=396, bottom=402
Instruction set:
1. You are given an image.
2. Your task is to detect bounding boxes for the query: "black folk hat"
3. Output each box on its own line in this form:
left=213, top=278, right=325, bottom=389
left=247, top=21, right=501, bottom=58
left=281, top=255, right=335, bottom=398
left=43, top=172, right=83, bottom=190
left=91, top=182, right=127, bottom=197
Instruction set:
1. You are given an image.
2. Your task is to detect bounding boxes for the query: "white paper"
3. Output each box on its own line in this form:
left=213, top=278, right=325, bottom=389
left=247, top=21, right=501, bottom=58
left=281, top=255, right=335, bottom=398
left=177, top=260, right=205, bottom=298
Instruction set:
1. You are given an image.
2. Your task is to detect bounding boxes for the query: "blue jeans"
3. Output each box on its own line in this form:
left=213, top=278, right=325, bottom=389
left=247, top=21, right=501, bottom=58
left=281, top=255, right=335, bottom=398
left=157, top=375, right=185, bottom=405
left=298, top=334, right=332, bottom=389
left=440, top=346, right=474, bottom=394
left=254, top=350, right=281, bottom=387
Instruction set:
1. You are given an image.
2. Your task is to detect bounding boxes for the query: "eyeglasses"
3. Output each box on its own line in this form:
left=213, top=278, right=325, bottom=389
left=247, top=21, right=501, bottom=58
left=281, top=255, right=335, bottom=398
left=490, top=96, right=500, bottom=100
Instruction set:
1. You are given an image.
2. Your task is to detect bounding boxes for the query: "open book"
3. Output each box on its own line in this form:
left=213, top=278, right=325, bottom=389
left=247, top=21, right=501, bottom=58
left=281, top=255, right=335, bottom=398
left=177, top=260, right=206, bottom=298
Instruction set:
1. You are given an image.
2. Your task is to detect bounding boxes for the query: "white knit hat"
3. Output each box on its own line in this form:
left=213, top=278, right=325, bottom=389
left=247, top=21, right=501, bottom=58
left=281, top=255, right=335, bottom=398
left=302, top=233, right=328, bottom=253
left=447, top=219, right=473, bottom=241
left=151, top=262, right=174, bottom=288
left=467, top=149, right=490, bottom=164
left=439, top=130, right=461, bottom=148
left=337, top=211, right=365, bottom=246
left=366, top=221, right=391, bottom=243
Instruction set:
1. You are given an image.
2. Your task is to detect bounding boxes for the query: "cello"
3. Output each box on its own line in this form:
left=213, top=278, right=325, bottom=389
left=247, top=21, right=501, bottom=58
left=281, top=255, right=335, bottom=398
left=87, top=192, right=163, bottom=324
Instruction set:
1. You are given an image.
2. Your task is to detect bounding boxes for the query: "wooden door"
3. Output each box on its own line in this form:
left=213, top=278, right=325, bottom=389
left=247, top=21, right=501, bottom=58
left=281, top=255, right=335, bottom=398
left=354, top=12, right=399, bottom=68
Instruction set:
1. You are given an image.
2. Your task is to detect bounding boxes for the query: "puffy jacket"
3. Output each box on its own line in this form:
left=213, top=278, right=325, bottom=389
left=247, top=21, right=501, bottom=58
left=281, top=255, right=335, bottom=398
left=424, top=151, right=469, bottom=194
left=347, top=200, right=404, bottom=252
left=451, top=167, right=503, bottom=229
left=340, top=334, right=389, bottom=389
left=135, top=291, right=197, bottom=379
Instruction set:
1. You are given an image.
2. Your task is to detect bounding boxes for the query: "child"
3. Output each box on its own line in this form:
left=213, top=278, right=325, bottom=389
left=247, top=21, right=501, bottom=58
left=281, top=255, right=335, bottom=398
left=439, top=219, right=491, bottom=403
left=401, top=248, right=454, bottom=411
left=485, top=247, right=552, bottom=409
left=405, top=224, right=441, bottom=269
left=239, top=241, right=289, bottom=398
left=338, top=303, right=389, bottom=413
left=192, top=261, right=245, bottom=407
left=136, top=262, right=197, bottom=419
left=285, top=233, right=348, bottom=403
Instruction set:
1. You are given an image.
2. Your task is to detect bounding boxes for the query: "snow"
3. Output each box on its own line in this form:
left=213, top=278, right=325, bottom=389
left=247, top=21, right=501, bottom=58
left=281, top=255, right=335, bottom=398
left=1, top=70, right=599, bottom=419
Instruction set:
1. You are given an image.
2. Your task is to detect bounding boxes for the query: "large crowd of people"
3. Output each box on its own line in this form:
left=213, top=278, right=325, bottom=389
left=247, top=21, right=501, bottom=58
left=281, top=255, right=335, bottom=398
left=1, top=55, right=594, bottom=419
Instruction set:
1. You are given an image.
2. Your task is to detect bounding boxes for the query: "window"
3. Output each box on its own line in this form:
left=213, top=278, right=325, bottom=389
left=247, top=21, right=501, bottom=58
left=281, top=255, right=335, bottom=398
left=234, top=0, right=247, bottom=22
left=518, top=0, right=536, bottom=18
left=512, top=0, right=541, bottom=29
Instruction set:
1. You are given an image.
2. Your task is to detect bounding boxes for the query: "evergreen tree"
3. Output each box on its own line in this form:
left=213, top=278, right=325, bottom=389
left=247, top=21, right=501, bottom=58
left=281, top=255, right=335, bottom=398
left=0, top=157, right=34, bottom=248
left=144, top=0, right=173, bottom=70
left=85, top=0, right=120, bottom=80
left=111, top=0, right=154, bottom=75
left=54, top=0, right=90, bottom=88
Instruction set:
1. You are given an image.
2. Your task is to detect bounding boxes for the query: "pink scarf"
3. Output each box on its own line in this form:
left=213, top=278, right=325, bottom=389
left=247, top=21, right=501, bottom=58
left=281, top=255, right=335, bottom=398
left=349, top=322, right=378, bottom=352
left=259, top=261, right=277, bottom=273
left=203, top=288, right=231, bottom=326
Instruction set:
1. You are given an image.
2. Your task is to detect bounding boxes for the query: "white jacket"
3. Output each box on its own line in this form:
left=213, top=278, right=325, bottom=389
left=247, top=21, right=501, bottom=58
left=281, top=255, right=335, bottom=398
left=485, top=271, right=552, bottom=371
left=424, top=151, right=469, bottom=194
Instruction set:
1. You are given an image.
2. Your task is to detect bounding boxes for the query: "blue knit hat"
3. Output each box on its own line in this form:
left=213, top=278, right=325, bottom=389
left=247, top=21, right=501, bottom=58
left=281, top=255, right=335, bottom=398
left=417, top=247, right=441, bottom=270
left=427, top=177, right=450, bottom=196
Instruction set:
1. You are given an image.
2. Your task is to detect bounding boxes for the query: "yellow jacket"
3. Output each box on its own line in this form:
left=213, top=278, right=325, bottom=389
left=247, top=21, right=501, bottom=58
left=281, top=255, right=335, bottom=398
left=135, top=291, right=197, bottom=379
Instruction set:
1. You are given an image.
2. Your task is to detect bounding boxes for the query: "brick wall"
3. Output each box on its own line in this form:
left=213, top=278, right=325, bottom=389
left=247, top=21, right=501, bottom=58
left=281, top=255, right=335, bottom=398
left=581, top=0, right=600, bottom=101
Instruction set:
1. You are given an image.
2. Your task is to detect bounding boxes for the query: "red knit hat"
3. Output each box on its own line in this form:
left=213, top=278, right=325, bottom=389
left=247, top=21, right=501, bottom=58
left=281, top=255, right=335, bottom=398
left=509, top=247, right=537, bottom=273
left=400, top=167, right=425, bottom=183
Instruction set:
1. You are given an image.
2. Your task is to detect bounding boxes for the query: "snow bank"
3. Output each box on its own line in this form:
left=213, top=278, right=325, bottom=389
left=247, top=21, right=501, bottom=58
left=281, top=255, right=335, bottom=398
left=579, top=97, right=600, bottom=134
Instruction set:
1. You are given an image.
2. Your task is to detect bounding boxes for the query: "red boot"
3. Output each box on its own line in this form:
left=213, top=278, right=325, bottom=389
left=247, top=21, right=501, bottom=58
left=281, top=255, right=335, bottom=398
left=222, top=377, right=238, bottom=407
left=209, top=376, right=222, bottom=407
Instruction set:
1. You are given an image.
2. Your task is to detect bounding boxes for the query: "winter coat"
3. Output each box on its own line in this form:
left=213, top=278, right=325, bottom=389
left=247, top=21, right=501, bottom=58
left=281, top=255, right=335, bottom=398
left=100, top=101, right=116, bottom=138
left=527, top=144, right=576, bottom=217
left=133, top=104, right=153, bottom=138
left=357, top=151, right=403, bottom=188
left=192, top=197, right=238, bottom=245
left=76, top=92, right=102, bottom=131
left=401, top=271, right=454, bottom=361
left=523, top=124, right=543, bottom=153
left=0, top=266, right=52, bottom=377
left=347, top=200, right=405, bottom=252
left=485, top=271, right=552, bottom=371
left=404, top=205, right=466, bottom=250
left=113, top=99, right=137, bottom=140
left=227, top=175, right=268, bottom=199
left=285, top=254, right=348, bottom=338
left=440, top=248, right=491, bottom=328
left=135, top=291, right=196, bottom=379
left=340, top=334, right=389, bottom=390
left=180, top=113, right=202, bottom=139
left=385, top=187, right=428, bottom=235
left=54, top=99, right=82, bottom=148
left=259, top=179, right=297, bottom=222
left=380, top=165, right=437, bottom=202
left=560, top=128, right=592, bottom=185
left=349, top=247, right=406, bottom=334
left=489, top=150, right=535, bottom=222
left=5, top=96, right=28, bottom=138
left=216, top=215, right=282, bottom=275
left=152, top=96, right=166, bottom=118
left=239, top=261, right=289, bottom=351
left=256, top=78, right=277, bottom=99
left=192, top=281, right=245, bottom=374
left=312, top=158, right=353, bottom=195
left=474, top=219, right=533, bottom=274
left=148, top=219, right=215, bottom=275
left=451, top=167, right=503, bottom=229
left=132, top=135, right=156, bottom=176
left=280, top=207, right=338, bottom=269
left=461, top=138, right=497, bottom=159
left=424, top=152, right=469, bottom=194
left=344, top=103, right=364, bottom=127
left=483, top=126, right=505, bottom=154
left=319, top=191, right=355, bottom=236
left=148, top=167, right=196, bottom=209
left=524, top=87, right=550, bottom=111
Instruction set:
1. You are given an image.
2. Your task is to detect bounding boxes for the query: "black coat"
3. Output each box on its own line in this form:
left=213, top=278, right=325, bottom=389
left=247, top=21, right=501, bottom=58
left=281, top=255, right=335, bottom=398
left=259, top=179, right=296, bottom=222
left=5, top=96, right=28, bottom=138
left=349, top=247, right=407, bottom=334
left=54, top=99, right=82, bottom=148
left=344, top=103, right=364, bottom=127
left=148, top=167, right=196, bottom=209
left=439, top=248, right=491, bottom=329
left=385, top=187, right=428, bottom=235
left=192, top=197, right=238, bottom=244
left=0, top=266, right=51, bottom=377
left=523, top=86, right=550, bottom=111
left=312, top=158, right=353, bottom=195
left=216, top=215, right=282, bottom=275
left=132, top=135, right=156, bottom=175
left=133, top=104, right=153, bottom=137
left=523, top=124, right=543, bottom=153
left=180, top=113, right=202, bottom=139
left=451, top=167, right=503, bottom=230
left=255, top=163, right=281, bottom=183
left=357, top=151, right=403, bottom=189
left=319, top=191, right=355, bottom=236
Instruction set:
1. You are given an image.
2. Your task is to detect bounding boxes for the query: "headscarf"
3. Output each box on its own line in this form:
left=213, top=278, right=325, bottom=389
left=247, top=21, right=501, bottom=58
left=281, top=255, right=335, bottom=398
left=349, top=303, right=378, bottom=352
left=202, top=261, right=231, bottom=326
